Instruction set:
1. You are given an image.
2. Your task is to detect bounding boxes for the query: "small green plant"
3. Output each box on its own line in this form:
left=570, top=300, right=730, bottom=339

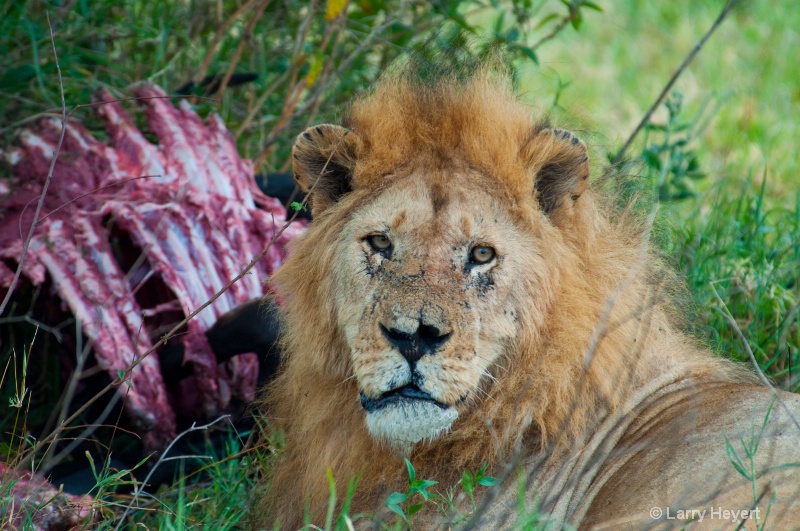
left=639, top=90, right=711, bottom=202
left=513, top=468, right=560, bottom=530
left=460, top=462, right=497, bottom=510
left=722, top=397, right=788, bottom=531
left=386, top=459, right=439, bottom=527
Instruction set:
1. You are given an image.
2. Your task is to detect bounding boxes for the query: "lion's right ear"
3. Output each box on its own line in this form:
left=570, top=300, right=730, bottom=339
left=524, top=127, right=590, bottom=219
left=291, top=124, right=360, bottom=215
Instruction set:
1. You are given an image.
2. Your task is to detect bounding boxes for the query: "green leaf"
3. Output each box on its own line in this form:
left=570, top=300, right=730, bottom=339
left=404, top=458, right=416, bottom=484
left=516, top=46, right=539, bottom=64
left=290, top=201, right=307, bottom=212
left=407, top=503, right=424, bottom=516
left=117, top=369, right=134, bottom=390
left=644, top=123, right=668, bottom=132
left=415, top=479, right=438, bottom=490
left=325, top=468, right=337, bottom=531
left=386, top=491, right=408, bottom=521
left=478, top=476, right=497, bottom=487
left=725, top=435, right=751, bottom=480
left=535, top=13, right=560, bottom=29
left=582, top=1, right=604, bottom=12
left=461, top=470, right=474, bottom=494
left=570, top=11, right=583, bottom=30
left=86, top=451, right=99, bottom=481
left=642, top=149, right=662, bottom=170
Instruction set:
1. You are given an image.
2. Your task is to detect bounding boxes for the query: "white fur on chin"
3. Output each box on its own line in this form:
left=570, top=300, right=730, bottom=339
left=365, top=399, right=459, bottom=454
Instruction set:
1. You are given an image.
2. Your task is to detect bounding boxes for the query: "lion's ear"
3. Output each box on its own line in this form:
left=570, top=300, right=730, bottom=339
left=525, top=128, right=590, bottom=216
left=291, top=124, right=360, bottom=215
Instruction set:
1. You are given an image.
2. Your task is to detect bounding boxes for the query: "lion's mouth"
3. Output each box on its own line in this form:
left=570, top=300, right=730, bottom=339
left=359, top=383, right=459, bottom=451
left=359, top=384, right=448, bottom=413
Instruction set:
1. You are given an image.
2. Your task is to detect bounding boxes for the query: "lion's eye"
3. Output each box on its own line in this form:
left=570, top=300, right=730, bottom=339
left=469, top=245, right=496, bottom=265
left=367, top=234, right=392, bottom=253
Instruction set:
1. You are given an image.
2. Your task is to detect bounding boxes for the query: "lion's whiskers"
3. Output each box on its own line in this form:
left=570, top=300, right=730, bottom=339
left=337, top=373, right=358, bottom=386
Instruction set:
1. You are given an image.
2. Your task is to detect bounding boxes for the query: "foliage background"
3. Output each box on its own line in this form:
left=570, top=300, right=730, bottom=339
left=1, top=0, right=798, bottom=528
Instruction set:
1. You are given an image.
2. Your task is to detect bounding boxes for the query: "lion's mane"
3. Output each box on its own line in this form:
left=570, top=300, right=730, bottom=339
left=257, top=67, right=750, bottom=528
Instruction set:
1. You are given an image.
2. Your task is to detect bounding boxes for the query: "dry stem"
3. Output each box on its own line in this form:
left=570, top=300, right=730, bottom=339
left=612, top=0, right=742, bottom=165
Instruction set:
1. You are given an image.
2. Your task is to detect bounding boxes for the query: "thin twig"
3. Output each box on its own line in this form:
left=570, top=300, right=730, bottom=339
left=530, top=0, right=586, bottom=52
left=38, top=322, right=94, bottom=473
left=40, top=391, right=124, bottom=473
left=194, top=0, right=259, bottom=85
left=0, top=11, right=66, bottom=317
left=234, top=69, right=290, bottom=139
left=214, top=0, right=272, bottom=100
left=612, top=0, right=742, bottom=165
left=252, top=7, right=398, bottom=170
left=711, top=282, right=800, bottom=433
left=711, top=284, right=774, bottom=390
left=0, top=112, right=63, bottom=135
left=0, top=314, right=65, bottom=342
left=37, top=175, right=160, bottom=222
left=43, top=94, right=220, bottom=115
left=114, top=415, right=232, bottom=531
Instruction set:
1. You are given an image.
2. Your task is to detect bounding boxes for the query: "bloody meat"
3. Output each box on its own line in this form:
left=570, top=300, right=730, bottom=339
left=0, top=84, right=303, bottom=450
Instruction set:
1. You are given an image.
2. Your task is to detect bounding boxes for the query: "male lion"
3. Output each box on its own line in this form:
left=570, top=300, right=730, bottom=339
left=258, top=68, right=800, bottom=529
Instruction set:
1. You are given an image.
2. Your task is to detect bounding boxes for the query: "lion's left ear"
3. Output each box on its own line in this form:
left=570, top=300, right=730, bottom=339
left=292, top=124, right=361, bottom=216
left=524, top=128, right=590, bottom=216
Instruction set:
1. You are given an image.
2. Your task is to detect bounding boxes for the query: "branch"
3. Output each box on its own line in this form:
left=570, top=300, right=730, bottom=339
left=114, top=415, right=232, bottom=531
left=0, top=11, right=66, bottom=317
left=530, top=0, right=586, bottom=53
left=612, top=0, right=742, bottom=165
left=711, top=283, right=800, bottom=433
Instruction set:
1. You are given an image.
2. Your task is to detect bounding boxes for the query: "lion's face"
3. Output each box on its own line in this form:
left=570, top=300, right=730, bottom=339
left=328, top=170, right=548, bottom=450
left=289, top=100, right=589, bottom=452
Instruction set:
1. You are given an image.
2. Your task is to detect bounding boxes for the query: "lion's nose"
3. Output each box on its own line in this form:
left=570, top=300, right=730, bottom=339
left=380, top=321, right=451, bottom=364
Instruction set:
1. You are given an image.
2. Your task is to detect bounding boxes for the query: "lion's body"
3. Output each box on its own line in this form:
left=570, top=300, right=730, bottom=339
left=259, top=68, right=800, bottom=529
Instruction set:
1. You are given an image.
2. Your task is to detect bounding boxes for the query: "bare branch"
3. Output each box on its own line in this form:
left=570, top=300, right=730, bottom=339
left=0, top=11, right=66, bottom=317
left=114, top=415, right=232, bottom=531
left=711, top=282, right=800, bottom=433
left=612, top=0, right=742, bottom=165
left=37, top=175, right=160, bottom=222
left=530, top=0, right=586, bottom=53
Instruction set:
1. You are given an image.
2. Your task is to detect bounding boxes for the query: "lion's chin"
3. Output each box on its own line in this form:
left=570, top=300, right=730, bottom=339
left=360, top=386, right=458, bottom=454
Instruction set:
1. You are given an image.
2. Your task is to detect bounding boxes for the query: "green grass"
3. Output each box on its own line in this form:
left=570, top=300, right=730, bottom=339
left=1, top=0, right=798, bottom=528
left=518, top=0, right=800, bottom=197
left=507, top=0, right=799, bottom=389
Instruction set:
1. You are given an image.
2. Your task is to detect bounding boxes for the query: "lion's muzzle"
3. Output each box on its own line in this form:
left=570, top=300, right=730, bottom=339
left=360, top=384, right=459, bottom=452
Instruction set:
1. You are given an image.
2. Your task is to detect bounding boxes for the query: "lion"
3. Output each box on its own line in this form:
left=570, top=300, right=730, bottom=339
left=257, top=66, right=800, bottom=529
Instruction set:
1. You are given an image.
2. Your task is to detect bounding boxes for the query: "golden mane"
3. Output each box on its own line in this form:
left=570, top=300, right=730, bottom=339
left=257, top=68, right=751, bottom=528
